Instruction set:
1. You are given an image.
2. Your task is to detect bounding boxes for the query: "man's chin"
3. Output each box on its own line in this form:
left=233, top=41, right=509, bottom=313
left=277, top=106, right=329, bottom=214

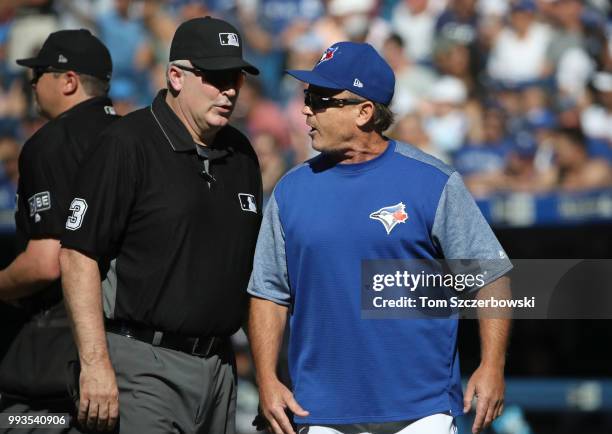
left=209, top=113, right=231, bottom=127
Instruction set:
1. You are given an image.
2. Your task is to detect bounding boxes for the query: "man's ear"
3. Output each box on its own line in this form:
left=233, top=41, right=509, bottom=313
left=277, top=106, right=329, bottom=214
left=62, top=71, right=80, bottom=96
left=355, top=101, right=375, bottom=128
left=167, top=66, right=186, bottom=93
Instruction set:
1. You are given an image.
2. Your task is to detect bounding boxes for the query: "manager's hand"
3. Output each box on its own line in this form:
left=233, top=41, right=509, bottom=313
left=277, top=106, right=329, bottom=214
left=259, top=377, right=309, bottom=434
left=464, top=364, right=505, bottom=434
left=78, top=358, right=119, bottom=432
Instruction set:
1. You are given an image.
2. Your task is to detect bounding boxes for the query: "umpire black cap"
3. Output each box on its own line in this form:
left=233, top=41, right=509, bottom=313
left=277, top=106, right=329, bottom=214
left=16, top=29, right=112, bottom=81
left=170, top=17, right=259, bottom=75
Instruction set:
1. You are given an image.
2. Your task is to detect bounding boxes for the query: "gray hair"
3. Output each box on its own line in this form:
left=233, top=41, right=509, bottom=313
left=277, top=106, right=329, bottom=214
left=166, top=59, right=192, bottom=89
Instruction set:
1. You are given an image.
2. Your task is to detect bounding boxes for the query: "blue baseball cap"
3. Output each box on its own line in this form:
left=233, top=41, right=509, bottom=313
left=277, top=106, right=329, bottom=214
left=286, top=42, right=395, bottom=105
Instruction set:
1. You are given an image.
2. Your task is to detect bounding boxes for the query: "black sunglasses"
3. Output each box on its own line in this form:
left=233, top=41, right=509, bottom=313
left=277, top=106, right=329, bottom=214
left=31, top=66, right=68, bottom=84
left=303, top=90, right=366, bottom=110
left=173, top=64, right=244, bottom=89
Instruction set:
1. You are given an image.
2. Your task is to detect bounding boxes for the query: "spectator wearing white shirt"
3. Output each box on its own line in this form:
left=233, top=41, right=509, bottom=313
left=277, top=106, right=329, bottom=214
left=487, top=0, right=553, bottom=84
left=390, top=0, right=441, bottom=63
left=382, top=33, right=437, bottom=116
left=581, top=72, right=612, bottom=144
left=423, top=75, right=469, bottom=155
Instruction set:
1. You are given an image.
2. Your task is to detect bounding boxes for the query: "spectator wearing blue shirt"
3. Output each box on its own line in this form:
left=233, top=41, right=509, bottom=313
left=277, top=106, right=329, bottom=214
left=237, top=0, right=324, bottom=101
left=96, top=0, right=152, bottom=106
left=454, top=107, right=513, bottom=177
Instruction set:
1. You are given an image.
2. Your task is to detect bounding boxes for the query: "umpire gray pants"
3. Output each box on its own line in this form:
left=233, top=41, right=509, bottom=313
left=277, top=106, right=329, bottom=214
left=106, top=332, right=236, bottom=434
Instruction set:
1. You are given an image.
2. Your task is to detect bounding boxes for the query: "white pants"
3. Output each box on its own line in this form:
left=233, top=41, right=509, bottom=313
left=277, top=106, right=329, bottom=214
left=298, top=413, right=456, bottom=434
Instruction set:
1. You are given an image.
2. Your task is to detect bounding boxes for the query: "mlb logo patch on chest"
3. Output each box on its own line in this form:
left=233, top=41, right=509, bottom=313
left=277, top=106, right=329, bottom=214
left=238, top=193, right=257, bottom=213
left=369, top=202, right=408, bottom=235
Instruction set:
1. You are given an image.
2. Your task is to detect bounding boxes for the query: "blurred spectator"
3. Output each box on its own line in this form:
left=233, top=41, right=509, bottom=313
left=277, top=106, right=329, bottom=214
left=553, top=127, right=612, bottom=191
left=279, top=31, right=324, bottom=104
left=383, top=33, right=437, bottom=116
left=581, top=71, right=612, bottom=144
left=238, top=0, right=323, bottom=100
left=423, top=75, right=469, bottom=156
left=233, top=76, right=290, bottom=148
left=435, top=0, right=480, bottom=47
left=5, top=0, right=59, bottom=74
left=454, top=106, right=514, bottom=195
left=390, top=0, right=441, bottom=63
left=522, top=83, right=551, bottom=120
left=252, top=132, right=287, bottom=205
left=490, top=82, right=524, bottom=135
left=312, top=0, right=390, bottom=50
left=0, top=135, right=19, bottom=188
left=487, top=0, right=553, bottom=84
left=0, top=75, right=26, bottom=129
left=556, top=46, right=595, bottom=102
left=544, top=0, right=607, bottom=76
left=389, top=112, right=449, bottom=162
left=54, top=0, right=108, bottom=31
left=0, top=134, right=18, bottom=232
left=504, top=132, right=557, bottom=193
left=96, top=0, right=152, bottom=107
left=433, top=36, right=476, bottom=95
left=525, top=109, right=557, bottom=173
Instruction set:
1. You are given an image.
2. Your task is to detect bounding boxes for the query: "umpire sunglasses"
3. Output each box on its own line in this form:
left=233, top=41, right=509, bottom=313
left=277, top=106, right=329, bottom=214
left=303, top=89, right=366, bottom=111
left=173, top=64, right=245, bottom=90
left=31, top=66, right=69, bottom=84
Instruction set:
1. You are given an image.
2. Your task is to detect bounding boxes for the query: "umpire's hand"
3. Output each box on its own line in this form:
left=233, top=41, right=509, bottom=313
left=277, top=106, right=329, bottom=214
left=78, top=358, right=119, bottom=432
left=258, top=377, right=309, bottom=434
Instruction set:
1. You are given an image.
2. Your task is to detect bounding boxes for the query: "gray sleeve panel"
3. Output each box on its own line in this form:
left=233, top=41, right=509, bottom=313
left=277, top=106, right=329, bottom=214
left=393, top=141, right=455, bottom=177
left=432, top=171, right=513, bottom=287
left=247, top=192, right=292, bottom=306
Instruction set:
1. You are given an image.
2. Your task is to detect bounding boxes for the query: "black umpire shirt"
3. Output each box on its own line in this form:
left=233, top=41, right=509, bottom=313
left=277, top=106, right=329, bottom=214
left=61, top=90, right=263, bottom=337
left=15, top=96, right=118, bottom=309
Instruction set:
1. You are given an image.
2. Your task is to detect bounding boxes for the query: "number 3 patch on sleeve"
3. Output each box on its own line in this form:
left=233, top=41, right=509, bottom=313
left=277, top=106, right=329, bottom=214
left=66, top=198, right=88, bottom=230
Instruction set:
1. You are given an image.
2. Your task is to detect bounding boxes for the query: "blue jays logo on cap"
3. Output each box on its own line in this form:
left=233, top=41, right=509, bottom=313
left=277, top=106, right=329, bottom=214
left=369, top=202, right=408, bottom=235
left=317, top=46, right=338, bottom=65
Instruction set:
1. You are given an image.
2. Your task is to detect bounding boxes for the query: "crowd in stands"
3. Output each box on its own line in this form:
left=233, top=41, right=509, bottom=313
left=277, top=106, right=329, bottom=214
left=1, top=0, right=612, bottom=208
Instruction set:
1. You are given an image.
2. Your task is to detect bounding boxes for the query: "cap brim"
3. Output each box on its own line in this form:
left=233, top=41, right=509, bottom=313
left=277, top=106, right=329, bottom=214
left=191, top=57, right=259, bottom=75
left=16, top=57, right=46, bottom=68
left=286, top=70, right=344, bottom=90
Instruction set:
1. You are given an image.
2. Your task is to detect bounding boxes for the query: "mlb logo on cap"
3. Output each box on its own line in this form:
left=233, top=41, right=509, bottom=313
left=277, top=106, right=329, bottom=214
left=219, top=33, right=239, bottom=47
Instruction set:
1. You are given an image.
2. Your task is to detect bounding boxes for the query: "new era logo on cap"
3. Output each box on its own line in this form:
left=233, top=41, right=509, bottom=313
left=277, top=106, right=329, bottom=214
left=353, top=78, right=363, bottom=88
left=58, top=54, right=68, bottom=63
left=219, top=33, right=239, bottom=47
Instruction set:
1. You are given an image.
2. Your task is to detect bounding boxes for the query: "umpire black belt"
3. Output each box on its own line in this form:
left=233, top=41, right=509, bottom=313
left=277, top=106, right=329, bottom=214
left=105, top=319, right=225, bottom=357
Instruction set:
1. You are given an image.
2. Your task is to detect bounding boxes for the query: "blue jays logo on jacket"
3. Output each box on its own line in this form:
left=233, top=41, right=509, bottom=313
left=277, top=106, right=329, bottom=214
left=369, top=202, right=408, bottom=235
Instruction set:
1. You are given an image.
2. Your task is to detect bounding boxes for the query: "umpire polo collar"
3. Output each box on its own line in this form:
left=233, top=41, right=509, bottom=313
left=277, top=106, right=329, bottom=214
left=150, top=89, right=230, bottom=159
left=57, top=96, right=114, bottom=120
